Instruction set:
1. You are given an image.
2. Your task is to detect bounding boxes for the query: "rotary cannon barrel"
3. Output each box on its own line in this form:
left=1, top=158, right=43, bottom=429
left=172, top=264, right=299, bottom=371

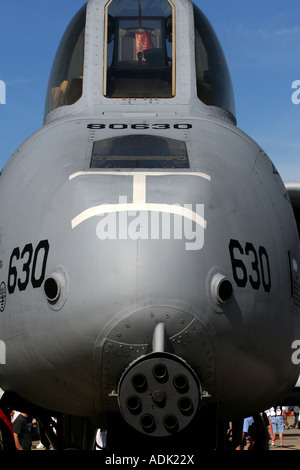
left=118, top=352, right=201, bottom=437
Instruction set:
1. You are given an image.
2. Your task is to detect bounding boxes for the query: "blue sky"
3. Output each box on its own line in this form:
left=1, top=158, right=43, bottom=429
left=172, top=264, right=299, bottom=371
left=0, top=0, right=299, bottom=181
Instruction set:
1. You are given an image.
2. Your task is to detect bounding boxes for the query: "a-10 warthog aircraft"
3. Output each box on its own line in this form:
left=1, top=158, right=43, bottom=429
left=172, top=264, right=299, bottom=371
left=0, top=0, right=300, bottom=451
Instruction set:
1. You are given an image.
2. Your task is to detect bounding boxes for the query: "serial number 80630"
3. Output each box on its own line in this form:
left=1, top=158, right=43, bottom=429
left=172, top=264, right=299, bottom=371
left=87, top=123, right=193, bottom=130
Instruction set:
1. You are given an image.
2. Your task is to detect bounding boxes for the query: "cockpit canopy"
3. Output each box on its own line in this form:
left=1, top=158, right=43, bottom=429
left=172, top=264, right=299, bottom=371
left=104, top=0, right=175, bottom=98
left=193, top=4, right=235, bottom=118
left=44, top=0, right=235, bottom=119
left=44, top=4, right=86, bottom=115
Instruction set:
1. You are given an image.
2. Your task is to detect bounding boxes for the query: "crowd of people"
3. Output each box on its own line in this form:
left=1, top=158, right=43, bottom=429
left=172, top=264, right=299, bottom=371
left=1, top=405, right=300, bottom=450
left=0, top=410, right=51, bottom=451
left=239, top=405, right=300, bottom=450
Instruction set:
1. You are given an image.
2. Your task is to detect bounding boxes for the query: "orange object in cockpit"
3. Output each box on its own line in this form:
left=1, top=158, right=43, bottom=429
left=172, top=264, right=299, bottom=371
left=135, top=33, right=151, bottom=61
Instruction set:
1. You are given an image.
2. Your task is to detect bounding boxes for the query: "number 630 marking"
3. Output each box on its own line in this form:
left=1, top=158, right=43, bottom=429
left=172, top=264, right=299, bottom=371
left=229, top=239, right=271, bottom=292
left=7, top=240, right=49, bottom=294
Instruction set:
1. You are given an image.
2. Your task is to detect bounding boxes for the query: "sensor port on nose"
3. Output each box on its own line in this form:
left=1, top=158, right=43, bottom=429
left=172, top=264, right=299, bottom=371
left=44, top=276, right=60, bottom=303
left=43, top=266, right=69, bottom=310
left=218, top=278, right=233, bottom=303
left=211, top=273, right=233, bottom=304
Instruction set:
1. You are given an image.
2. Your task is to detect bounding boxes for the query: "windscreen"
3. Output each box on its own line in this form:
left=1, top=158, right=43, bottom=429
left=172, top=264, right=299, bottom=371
left=104, top=0, right=175, bottom=98
left=193, top=5, right=235, bottom=119
left=44, top=5, right=86, bottom=116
